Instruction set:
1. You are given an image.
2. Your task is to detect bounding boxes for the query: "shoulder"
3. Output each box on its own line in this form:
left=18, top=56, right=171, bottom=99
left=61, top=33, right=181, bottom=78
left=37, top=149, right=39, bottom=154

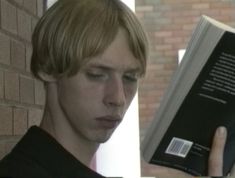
left=0, top=153, right=52, bottom=178
left=0, top=127, right=52, bottom=178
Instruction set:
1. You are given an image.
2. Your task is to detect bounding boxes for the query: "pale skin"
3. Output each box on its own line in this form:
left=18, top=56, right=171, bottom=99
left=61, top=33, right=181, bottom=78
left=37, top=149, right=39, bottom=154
left=39, top=28, right=232, bottom=177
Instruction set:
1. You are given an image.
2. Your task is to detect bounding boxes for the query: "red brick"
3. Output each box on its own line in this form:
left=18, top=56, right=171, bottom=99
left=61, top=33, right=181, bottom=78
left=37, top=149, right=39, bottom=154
left=13, top=0, right=23, bottom=5
left=17, top=9, right=32, bottom=41
left=182, top=23, right=196, bottom=31
left=31, top=17, right=38, bottom=33
left=146, top=63, right=164, bottom=71
left=164, top=37, right=183, bottom=44
left=0, top=0, right=17, bottom=34
left=0, top=142, right=5, bottom=159
left=136, top=6, right=154, bottom=12
left=163, top=11, right=183, bottom=18
left=23, top=0, right=37, bottom=15
left=205, top=9, right=221, bottom=17
left=155, top=44, right=172, bottom=51
left=136, top=12, right=144, bottom=19
left=0, top=137, right=21, bottom=159
left=20, top=76, right=34, bottom=104
left=11, top=39, right=26, bottom=70
left=13, top=107, right=28, bottom=135
left=4, top=71, right=19, bottom=101
left=173, top=17, right=193, bottom=24
left=180, top=10, right=201, bottom=17
left=220, top=9, right=235, bottom=16
left=4, top=139, right=19, bottom=154
left=155, top=18, right=172, bottom=25
left=35, top=79, right=45, bottom=105
left=210, top=2, right=232, bottom=8
left=154, top=31, right=172, bottom=37
left=0, top=0, right=45, bottom=163
left=28, top=108, right=43, bottom=127
left=161, top=24, right=182, bottom=30
left=37, top=0, right=44, bottom=17
left=0, top=69, right=3, bottom=99
left=192, top=3, right=210, bottom=9
left=163, top=0, right=200, bottom=3
left=0, top=32, right=11, bottom=65
left=0, top=106, right=13, bottom=135
left=26, top=44, right=32, bottom=72
left=172, top=30, right=191, bottom=37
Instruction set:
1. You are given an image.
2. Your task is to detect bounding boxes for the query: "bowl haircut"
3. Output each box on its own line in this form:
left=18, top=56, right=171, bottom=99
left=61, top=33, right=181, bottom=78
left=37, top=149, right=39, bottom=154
left=31, top=0, right=149, bottom=81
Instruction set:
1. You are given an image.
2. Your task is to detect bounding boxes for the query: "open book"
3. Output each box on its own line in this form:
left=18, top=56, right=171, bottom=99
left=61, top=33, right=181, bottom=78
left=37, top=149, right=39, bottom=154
left=141, top=15, right=235, bottom=176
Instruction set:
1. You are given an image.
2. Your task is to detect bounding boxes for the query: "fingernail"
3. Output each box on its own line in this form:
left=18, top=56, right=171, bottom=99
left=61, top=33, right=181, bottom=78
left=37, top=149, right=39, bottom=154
left=217, top=126, right=226, bottom=136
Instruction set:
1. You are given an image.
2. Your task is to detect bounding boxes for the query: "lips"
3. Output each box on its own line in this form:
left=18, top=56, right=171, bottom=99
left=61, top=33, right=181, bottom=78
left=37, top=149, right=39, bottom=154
left=95, top=115, right=122, bottom=129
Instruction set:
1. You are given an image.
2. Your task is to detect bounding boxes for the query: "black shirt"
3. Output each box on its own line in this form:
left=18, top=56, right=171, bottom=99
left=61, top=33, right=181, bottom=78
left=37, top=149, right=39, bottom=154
left=0, top=126, right=106, bottom=178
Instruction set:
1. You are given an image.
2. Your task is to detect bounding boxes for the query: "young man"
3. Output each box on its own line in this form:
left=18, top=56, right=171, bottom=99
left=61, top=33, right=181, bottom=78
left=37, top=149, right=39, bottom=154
left=0, top=0, right=230, bottom=177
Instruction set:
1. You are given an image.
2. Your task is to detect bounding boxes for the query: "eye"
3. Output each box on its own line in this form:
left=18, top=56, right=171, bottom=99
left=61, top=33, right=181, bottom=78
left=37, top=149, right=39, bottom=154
left=123, top=73, right=139, bottom=83
left=87, top=72, right=103, bottom=78
left=85, top=70, right=108, bottom=81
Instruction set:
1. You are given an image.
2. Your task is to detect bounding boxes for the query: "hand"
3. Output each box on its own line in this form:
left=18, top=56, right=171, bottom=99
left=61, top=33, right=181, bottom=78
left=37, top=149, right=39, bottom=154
left=152, top=126, right=228, bottom=178
left=150, top=165, right=194, bottom=178
left=209, top=126, right=235, bottom=177
left=208, top=126, right=227, bottom=176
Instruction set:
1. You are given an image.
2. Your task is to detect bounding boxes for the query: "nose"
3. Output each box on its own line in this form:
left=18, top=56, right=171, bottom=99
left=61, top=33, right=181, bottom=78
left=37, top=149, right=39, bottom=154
left=103, top=77, right=126, bottom=107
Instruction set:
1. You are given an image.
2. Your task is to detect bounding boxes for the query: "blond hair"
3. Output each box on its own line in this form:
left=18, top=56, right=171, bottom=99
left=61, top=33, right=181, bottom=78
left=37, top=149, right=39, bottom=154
left=31, top=0, right=148, bottom=80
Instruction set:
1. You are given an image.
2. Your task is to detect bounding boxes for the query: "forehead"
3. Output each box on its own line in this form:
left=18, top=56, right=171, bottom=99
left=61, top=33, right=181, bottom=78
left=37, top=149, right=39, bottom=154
left=83, top=28, right=141, bottom=72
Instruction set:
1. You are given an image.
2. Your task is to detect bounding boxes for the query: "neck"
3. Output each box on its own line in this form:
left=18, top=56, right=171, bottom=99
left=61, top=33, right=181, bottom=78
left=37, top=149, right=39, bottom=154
left=40, top=106, right=100, bottom=167
left=40, top=84, right=99, bottom=167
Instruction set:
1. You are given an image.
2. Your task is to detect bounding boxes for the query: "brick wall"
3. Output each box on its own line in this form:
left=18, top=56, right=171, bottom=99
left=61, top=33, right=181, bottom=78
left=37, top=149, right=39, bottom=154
left=0, top=0, right=45, bottom=159
left=136, top=0, right=235, bottom=176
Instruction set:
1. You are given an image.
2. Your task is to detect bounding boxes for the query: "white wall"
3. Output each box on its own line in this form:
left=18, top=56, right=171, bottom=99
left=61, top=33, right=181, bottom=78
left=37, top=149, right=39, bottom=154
left=178, top=49, right=186, bottom=64
left=47, top=0, right=57, bottom=8
left=96, top=94, right=141, bottom=178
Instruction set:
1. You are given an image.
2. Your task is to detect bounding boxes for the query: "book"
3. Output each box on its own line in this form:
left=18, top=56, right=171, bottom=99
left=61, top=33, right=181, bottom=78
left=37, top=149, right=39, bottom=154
left=141, top=15, right=235, bottom=176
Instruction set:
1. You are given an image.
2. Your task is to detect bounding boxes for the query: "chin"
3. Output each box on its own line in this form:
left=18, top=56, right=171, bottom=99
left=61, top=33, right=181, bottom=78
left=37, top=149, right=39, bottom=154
left=96, top=135, right=112, bottom=143
left=94, top=131, right=115, bottom=143
left=90, top=127, right=117, bottom=143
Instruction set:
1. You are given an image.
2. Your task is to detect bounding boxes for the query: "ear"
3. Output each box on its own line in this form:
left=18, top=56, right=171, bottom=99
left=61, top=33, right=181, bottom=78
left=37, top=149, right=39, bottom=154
left=38, top=71, right=58, bottom=83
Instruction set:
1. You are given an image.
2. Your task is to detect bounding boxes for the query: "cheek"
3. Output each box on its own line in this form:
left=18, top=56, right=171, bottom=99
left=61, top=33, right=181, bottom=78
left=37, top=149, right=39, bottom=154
left=125, top=85, right=138, bottom=105
left=58, top=80, right=104, bottom=113
left=57, top=84, right=100, bottom=129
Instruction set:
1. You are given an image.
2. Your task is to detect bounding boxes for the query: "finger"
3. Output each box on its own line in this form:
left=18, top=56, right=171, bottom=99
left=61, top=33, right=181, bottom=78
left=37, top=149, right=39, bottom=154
left=208, top=126, right=227, bottom=176
left=153, top=165, right=194, bottom=178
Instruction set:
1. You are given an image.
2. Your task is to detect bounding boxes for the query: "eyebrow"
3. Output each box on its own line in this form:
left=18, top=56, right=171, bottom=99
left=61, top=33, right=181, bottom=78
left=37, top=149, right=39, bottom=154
left=85, top=64, right=142, bottom=73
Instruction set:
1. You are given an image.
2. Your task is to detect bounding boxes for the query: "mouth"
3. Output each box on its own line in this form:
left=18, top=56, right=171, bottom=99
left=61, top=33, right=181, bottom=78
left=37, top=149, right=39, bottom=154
left=95, top=115, right=122, bottom=129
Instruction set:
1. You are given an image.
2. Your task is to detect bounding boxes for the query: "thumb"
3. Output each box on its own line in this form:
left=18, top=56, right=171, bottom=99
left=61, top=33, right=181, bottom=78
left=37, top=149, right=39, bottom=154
left=208, top=126, right=227, bottom=176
